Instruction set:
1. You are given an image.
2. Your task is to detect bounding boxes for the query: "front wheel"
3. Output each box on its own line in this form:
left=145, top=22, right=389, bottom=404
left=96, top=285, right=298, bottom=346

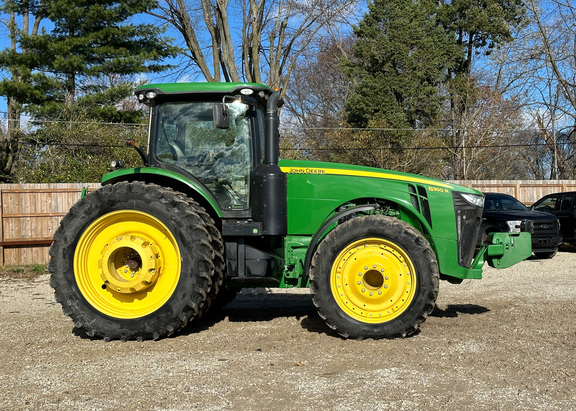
left=310, top=215, right=439, bottom=339
left=49, top=182, right=222, bottom=341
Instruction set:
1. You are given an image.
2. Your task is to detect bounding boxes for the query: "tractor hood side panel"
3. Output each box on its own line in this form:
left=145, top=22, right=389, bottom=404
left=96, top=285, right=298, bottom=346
left=281, top=160, right=462, bottom=240
left=280, top=160, right=484, bottom=280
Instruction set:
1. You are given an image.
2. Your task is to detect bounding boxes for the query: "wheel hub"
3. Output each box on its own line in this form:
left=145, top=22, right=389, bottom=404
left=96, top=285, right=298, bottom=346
left=98, top=235, right=161, bottom=294
left=362, top=266, right=385, bottom=290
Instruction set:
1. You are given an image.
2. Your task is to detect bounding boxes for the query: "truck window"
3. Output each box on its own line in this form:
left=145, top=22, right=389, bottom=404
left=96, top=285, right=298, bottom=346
left=560, top=195, right=574, bottom=211
left=534, top=196, right=560, bottom=212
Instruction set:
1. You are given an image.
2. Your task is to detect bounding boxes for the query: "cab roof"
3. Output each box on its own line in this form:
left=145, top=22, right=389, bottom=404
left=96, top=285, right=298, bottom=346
left=136, top=82, right=273, bottom=95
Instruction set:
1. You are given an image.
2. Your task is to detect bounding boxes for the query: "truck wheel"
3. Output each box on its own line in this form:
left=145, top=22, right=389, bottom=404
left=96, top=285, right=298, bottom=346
left=49, top=182, right=218, bottom=341
left=534, top=249, right=557, bottom=259
left=310, top=215, right=439, bottom=339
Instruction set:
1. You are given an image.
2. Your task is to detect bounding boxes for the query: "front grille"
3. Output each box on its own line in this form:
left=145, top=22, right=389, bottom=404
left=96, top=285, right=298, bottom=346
left=408, top=185, right=420, bottom=212
left=532, top=220, right=559, bottom=235
left=453, top=192, right=483, bottom=267
left=409, top=184, right=433, bottom=228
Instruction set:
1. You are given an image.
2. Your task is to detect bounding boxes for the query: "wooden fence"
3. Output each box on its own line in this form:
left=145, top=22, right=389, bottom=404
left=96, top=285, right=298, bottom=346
left=450, top=180, right=576, bottom=205
left=1, top=180, right=575, bottom=265
left=0, top=183, right=100, bottom=265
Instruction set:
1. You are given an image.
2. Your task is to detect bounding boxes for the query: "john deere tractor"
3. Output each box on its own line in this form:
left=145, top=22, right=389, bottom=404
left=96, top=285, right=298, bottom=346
left=49, top=83, right=531, bottom=341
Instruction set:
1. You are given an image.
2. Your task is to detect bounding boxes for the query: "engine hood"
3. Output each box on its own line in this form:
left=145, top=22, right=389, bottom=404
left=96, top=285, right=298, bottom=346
left=278, top=159, right=480, bottom=194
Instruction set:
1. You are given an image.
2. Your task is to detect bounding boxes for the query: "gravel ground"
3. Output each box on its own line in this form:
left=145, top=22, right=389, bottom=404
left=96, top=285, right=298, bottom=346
left=1, top=251, right=575, bottom=410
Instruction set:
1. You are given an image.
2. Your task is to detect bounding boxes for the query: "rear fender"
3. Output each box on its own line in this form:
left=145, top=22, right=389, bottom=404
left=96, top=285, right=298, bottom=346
left=101, top=167, right=223, bottom=219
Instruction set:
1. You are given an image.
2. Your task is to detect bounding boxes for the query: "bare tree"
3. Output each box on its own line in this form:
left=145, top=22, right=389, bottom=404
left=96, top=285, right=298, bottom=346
left=151, top=0, right=359, bottom=94
left=0, top=0, right=43, bottom=180
left=514, top=0, right=576, bottom=178
left=455, top=84, right=530, bottom=179
left=280, top=37, right=354, bottom=161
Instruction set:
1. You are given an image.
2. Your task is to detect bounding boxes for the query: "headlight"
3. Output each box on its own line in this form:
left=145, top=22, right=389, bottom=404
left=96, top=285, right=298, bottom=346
left=460, top=193, right=485, bottom=208
left=111, top=159, right=125, bottom=170
left=506, top=220, right=522, bottom=233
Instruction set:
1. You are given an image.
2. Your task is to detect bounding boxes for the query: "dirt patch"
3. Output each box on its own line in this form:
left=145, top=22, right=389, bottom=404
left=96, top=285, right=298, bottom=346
left=1, top=252, right=575, bottom=410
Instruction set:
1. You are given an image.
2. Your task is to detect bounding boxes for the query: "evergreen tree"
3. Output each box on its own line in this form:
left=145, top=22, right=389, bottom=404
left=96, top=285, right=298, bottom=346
left=0, top=0, right=49, bottom=180
left=344, top=0, right=457, bottom=131
left=0, top=0, right=178, bottom=121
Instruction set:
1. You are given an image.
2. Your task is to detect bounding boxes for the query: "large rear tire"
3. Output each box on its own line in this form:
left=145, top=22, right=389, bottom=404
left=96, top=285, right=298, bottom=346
left=310, top=215, right=439, bottom=339
left=49, top=181, right=222, bottom=341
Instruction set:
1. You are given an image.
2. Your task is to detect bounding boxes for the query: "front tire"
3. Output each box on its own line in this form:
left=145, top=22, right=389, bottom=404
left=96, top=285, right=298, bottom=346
left=310, top=215, right=439, bottom=339
left=49, top=182, right=220, bottom=341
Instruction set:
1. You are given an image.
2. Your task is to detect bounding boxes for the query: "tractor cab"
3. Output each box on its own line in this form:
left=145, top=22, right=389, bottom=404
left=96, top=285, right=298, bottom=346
left=136, top=84, right=272, bottom=213
left=135, top=82, right=287, bottom=236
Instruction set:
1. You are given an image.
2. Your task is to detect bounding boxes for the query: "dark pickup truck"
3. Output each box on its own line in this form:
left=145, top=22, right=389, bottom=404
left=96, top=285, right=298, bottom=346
left=480, top=192, right=562, bottom=259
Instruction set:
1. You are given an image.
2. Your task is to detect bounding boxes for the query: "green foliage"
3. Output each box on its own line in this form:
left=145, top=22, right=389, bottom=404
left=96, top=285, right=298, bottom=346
left=338, top=0, right=527, bottom=178
left=438, top=0, right=525, bottom=71
left=344, top=0, right=457, bottom=131
left=31, top=264, right=46, bottom=274
left=12, top=116, right=148, bottom=183
left=0, top=0, right=178, bottom=181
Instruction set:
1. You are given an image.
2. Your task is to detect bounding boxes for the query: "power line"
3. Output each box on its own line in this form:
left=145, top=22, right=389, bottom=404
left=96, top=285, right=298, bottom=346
left=0, top=115, right=145, bottom=127
left=7, top=139, right=572, bottom=151
left=281, top=142, right=573, bottom=151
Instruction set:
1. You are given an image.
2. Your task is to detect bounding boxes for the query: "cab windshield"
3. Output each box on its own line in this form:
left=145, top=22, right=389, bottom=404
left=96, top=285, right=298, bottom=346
left=153, top=100, right=258, bottom=210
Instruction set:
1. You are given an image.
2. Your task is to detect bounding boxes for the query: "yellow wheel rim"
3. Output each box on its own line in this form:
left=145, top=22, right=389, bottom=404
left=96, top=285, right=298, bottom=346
left=330, top=238, right=417, bottom=323
left=74, top=210, right=181, bottom=319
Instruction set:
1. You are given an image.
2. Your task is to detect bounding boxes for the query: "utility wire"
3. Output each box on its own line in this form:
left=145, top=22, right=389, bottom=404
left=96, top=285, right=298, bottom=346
left=281, top=142, right=572, bottom=151
left=10, top=140, right=568, bottom=151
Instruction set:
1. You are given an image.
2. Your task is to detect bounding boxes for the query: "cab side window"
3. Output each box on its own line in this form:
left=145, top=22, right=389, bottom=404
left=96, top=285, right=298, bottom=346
left=154, top=101, right=253, bottom=210
left=560, top=195, right=574, bottom=211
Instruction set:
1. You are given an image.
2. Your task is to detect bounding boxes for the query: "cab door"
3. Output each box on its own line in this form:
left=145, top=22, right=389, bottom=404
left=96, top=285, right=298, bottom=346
left=556, top=194, right=576, bottom=241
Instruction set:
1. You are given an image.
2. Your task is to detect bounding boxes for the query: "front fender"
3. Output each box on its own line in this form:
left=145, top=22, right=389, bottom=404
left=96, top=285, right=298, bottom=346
left=302, top=204, right=380, bottom=281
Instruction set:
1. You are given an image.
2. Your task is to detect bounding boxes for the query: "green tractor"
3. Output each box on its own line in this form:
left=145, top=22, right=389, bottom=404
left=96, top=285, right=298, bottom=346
left=49, top=83, right=531, bottom=341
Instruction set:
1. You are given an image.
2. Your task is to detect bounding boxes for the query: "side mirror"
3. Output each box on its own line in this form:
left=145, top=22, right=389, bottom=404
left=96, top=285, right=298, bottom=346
left=213, top=103, right=229, bottom=129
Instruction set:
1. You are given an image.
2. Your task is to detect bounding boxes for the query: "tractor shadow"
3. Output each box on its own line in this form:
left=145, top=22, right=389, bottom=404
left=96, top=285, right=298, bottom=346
left=186, top=289, right=341, bottom=337
left=190, top=292, right=490, bottom=338
left=431, top=304, right=490, bottom=318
